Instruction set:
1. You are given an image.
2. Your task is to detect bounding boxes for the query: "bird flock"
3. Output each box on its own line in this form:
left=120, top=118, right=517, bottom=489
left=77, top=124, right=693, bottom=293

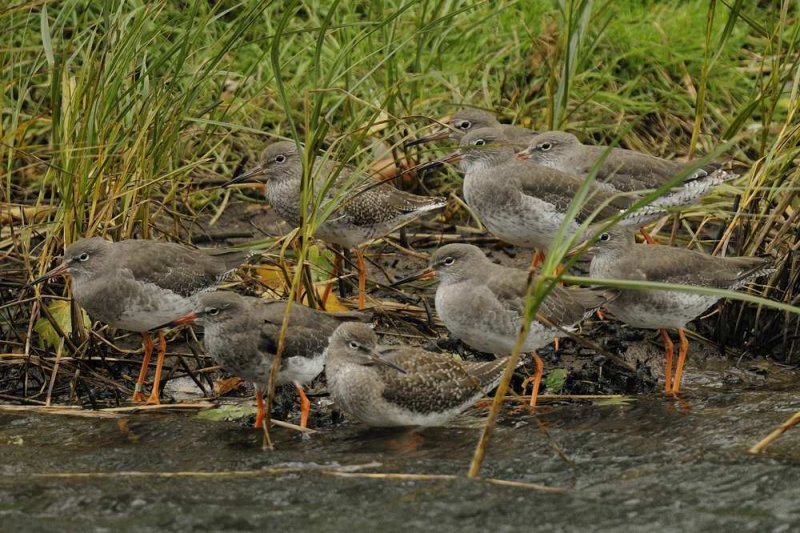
left=32, top=108, right=776, bottom=430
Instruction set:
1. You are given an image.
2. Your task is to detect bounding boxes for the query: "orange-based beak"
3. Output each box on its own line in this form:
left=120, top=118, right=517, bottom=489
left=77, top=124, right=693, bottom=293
left=222, top=165, right=266, bottom=187
left=515, top=147, right=532, bottom=160
left=29, top=262, right=70, bottom=286
left=390, top=266, right=436, bottom=287
left=150, top=311, right=198, bottom=332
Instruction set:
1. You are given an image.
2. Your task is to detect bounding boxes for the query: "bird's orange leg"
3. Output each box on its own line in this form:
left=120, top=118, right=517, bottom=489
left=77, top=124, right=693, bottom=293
left=295, top=383, right=311, bottom=429
left=641, top=229, right=656, bottom=244
left=530, top=250, right=545, bottom=270
left=671, top=328, right=689, bottom=394
left=254, top=387, right=265, bottom=428
left=145, top=330, right=166, bottom=405
left=356, top=248, right=367, bottom=309
left=132, top=332, right=154, bottom=403
left=553, top=337, right=560, bottom=352
left=660, top=328, right=674, bottom=394
left=321, top=251, right=343, bottom=307
left=529, top=352, right=544, bottom=408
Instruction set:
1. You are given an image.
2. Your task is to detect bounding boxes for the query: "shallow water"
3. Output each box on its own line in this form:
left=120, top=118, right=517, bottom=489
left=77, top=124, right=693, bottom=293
left=1, top=380, right=799, bottom=532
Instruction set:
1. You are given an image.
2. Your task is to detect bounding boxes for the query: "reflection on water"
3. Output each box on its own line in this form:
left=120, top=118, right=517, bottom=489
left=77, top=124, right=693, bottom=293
left=1, top=378, right=799, bottom=531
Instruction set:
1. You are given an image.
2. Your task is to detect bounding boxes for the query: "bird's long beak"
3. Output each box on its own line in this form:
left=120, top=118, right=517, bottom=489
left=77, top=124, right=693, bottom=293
left=222, top=165, right=265, bottom=187
left=515, top=147, right=532, bottom=160
left=367, top=351, right=406, bottom=374
left=405, top=128, right=451, bottom=148
left=567, top=239, right=593, bottom=257
left=390, top=266, right=436, bottom=287
left=29, top=262, right=69, bottom=286
left=150, top=311, right=199, bottom=332
left=415, top=151, right=462, bottom=173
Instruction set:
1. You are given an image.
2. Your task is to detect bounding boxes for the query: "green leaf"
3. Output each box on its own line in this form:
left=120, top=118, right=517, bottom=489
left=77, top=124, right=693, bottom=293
left=40, top=4, right=55, bottom=69
left=33, top=300, right=90, bottom=350
left=544, top=368, right=567, bottom=392
left=195, top=404, right=256, bottom=422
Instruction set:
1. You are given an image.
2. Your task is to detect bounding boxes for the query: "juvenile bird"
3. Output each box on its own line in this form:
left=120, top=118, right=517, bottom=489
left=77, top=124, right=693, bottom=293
left=165, top=291, right=365, bottom=428
left=325, top=322, right=513, bottom=427
left=224, top=141, right=445, bottom=309
left=31, top=238, right=252, bottom=404
left=395, top=243, right=614, bottom=406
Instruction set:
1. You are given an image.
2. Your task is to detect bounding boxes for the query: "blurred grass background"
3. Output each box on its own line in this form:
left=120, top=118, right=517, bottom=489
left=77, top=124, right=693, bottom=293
left=1, top=0, right=798, bottom=401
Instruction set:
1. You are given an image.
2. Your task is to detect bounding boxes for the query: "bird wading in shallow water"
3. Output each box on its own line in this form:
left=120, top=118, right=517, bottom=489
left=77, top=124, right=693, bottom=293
left=162, top=291, right=366, bottom=428
left=393, top=243, right=615, bottom=407
left=574, top=227, right=776, bottom=394
left=31, top=238, right=252, bottom=404
left=325, top=322, right=514, bottom=427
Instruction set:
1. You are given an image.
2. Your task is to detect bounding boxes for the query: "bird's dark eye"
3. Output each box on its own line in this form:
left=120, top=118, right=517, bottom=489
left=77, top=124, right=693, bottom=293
left=443, top=256, right=455, bottom=266
left=473, top=139, right=486, bottom=146
left=274, top=154, right=287, bottom=164
left=207, top=307, right=219, bottom=316
left=78, top=252, right=90, bottom=262
left=599, top=233, right=610, bottom=242
left=539, top=142, right=553, bottom=151
left=457, top=120, right=471, bottom=130
left=348, top=341, right=359, bottom=350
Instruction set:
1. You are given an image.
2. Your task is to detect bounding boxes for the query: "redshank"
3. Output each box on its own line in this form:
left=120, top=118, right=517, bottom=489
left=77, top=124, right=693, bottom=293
left=223, top=141, right=446, bottom=309
left=164, top=291, right=365, bottom=428
left=576, top=227, right=775, bottom=394
left=406, top=108, right=536, bottom=148
left=394, top=243, right=614, bottom=406
left=447, top=128, right=731, bottom=261
left=31, top=237, right=252, bottom=404
left=325, top=322, right=513, bottom=427
left=517, top=131, right=729, bottom=193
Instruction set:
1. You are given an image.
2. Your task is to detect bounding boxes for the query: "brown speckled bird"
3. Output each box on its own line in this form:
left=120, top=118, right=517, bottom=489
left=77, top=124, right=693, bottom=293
left=395, top=243, right=614, bottom=407
left=31, top=237, right=251, bottom=404
left=224, top=141, right=445, bottom=309
left=166, top=291, right=365, bottom=428
left=325, top=322, right=513, bottom=427
left=580, top=227, right=775, bottom=394
left=406, top=108, right=537, bottom=148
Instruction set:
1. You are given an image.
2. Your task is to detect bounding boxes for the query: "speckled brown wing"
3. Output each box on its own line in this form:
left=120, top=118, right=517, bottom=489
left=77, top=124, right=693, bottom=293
left=463, top=357, right=514, bottom=390
left=338, top=181, right=445, bottom=226
left=513, top=161, right=626, bottom=222
left=117, top=241, right=250, bottom=297
left=375, top=347, right=484, bottom=414
left=612, top=246, right=773, bottom=289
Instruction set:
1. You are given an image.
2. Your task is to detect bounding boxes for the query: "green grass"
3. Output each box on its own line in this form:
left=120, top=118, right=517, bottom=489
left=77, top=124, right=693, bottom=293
left=1, top=0, right=799, bottom=465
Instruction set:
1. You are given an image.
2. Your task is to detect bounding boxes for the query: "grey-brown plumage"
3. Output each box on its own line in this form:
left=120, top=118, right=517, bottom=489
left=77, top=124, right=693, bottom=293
left=428, top=244, right=612, bottom=355
left=30, top=237, right=253, bottom=404
left=406, top=108, right=537, bottom=148
left=587, top=227, right=775, bottom=330
left=54, top=237, right=252, bottom=332
left=325, top=322, right=513, bottom=427
left=519, top=131, right=727, bottom=192
left=457, top=128, right=668, bottom=252
left=228, top=141, right=446, bottom=249
left=185, top=291, right=363, bottom=387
